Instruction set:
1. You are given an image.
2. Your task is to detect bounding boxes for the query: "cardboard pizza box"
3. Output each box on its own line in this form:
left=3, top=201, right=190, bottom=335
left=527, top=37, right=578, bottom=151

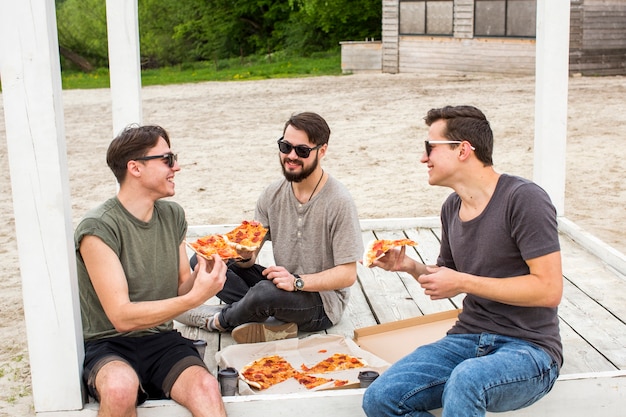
left=354, top=309, right=461, bottom=364
left=216, top=333, right=391, bottom=395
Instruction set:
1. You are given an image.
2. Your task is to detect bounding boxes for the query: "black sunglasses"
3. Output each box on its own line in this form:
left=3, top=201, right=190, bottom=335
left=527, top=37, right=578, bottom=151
left=277, top=138, right=322, bottom=158
left=424, top=140, right=474, bottom=157
left=135, top=152, right=178, bottom=168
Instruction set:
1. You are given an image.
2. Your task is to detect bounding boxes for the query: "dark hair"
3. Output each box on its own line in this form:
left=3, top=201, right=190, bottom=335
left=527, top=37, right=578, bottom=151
left=283, top=112, right=331, bottom=146
left=106, top=124, right=171, bottom=183
left=424, top=105, right=493, bottom=166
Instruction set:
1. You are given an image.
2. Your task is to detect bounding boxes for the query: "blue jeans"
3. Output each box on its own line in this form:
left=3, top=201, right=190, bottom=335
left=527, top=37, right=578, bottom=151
left=362, top=333, right=559, bottom=417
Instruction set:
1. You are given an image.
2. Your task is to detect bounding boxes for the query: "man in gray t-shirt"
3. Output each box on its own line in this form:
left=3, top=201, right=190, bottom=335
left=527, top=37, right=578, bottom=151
left=362, top=106, right=562, bottom=417
left=177, top=112, right=363, bottom=343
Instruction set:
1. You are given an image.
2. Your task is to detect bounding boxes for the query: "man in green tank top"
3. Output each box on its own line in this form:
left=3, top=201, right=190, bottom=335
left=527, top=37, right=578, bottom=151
left=75, top=125, right=227, bottom=417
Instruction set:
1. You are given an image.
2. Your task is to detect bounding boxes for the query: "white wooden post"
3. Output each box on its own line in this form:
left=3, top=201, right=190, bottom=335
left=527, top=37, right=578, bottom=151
left=534, top=0, right=571, bottom=216
left=106, top=0, right=143, bottom=135
left=0, top=0, right=84, bottom=412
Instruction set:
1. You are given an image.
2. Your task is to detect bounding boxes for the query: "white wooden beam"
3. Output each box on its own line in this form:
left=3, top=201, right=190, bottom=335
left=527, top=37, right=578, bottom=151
left=0, top=0, right=84, bottom=412
left=35, top=371, right=626, bottom=417
left=533, top=0, right=571, bottom=215
left=106, top=0, right=143, bottom=135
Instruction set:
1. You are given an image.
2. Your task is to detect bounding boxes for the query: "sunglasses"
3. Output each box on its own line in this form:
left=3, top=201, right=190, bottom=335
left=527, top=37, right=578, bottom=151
left=135, top=152, right=178, bottom=168
left=424, top=140, right=474, bottom=157
left=277, top=138, right=322, bottom=158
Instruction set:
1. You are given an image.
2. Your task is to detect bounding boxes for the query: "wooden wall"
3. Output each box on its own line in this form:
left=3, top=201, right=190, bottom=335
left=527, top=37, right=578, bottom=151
left=569, top=0, right=626, bottom=75
left=398, top=37, right=535, bottom=74
left=367, top=0, right=626, bottom=76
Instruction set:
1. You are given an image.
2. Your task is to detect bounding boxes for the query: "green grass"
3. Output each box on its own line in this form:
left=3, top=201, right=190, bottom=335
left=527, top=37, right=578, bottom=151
left=60, top=50, right=343, bottom=90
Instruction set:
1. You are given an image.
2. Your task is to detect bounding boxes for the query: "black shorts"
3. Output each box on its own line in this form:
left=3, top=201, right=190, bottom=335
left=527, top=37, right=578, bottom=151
left=83, top=330, right=206, bottom=404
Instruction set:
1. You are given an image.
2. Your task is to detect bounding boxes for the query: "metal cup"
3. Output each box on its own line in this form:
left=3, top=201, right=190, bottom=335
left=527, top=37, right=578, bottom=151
left=218, top=367, right=239, bottom=396
left=358, top=370, right=379, bottom=388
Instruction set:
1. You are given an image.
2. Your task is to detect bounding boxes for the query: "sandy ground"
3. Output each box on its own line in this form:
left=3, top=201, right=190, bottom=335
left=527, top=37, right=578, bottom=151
left=1, top=72, right=625, bottom=415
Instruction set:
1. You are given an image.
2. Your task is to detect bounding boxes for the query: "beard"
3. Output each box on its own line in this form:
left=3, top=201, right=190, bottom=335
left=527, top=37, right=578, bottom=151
left=280, top=153, right=319, bottom=183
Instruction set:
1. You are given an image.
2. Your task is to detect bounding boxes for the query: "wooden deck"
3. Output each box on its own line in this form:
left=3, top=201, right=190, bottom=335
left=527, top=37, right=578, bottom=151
left=182, top=217, right=626, bottom=378
left=45, top=217, right=626, bottom=416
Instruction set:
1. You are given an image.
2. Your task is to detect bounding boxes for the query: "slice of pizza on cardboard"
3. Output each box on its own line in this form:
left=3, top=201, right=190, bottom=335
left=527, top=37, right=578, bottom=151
left=363, top=238, right=418, bottom=267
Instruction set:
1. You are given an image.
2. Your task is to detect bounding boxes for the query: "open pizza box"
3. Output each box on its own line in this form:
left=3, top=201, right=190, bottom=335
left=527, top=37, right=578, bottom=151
left=216, top=333, right=391, bottom=395
left=354, top=309, right=462, bottom=364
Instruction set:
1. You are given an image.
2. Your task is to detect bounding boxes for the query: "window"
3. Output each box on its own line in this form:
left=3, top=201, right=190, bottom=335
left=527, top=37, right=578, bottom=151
left=400, top=1, right=454, bottom=36
left=474, top=0, right=536, bottom=37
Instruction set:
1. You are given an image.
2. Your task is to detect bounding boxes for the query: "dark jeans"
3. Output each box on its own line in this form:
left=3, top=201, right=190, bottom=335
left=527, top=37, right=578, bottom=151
left=191, top=254, right=332, bottom=332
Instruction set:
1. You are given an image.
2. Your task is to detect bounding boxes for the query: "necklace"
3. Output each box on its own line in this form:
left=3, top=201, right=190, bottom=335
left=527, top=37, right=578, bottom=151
left=308, top=169, right=324, bottom=202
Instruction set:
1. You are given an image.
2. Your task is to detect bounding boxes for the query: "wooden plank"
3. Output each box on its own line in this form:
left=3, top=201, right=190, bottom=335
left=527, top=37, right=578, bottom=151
left=559, top=319, right=617, bottom=374
left=534, top=0, right=570, bottom=214
left=404, top=227, right=465, bottom=309
left=358, top=231, right=422, bottom=323
left=105, top=0, right=142, bottom=134
left=375, top=229, right=458, bottom=315
left=1, top=1, right=85, bottom=412
left=559, top=279, right=626, bottom=369
left=326, top=271, right=378, bottom=339
left=36, top=372, right=626, bottom=417
left=559, top=232, right=626, bottom=319
left=558, top=217, right=626, bottom=275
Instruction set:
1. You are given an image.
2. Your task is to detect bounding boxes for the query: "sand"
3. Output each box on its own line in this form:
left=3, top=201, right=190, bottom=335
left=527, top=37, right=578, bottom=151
left=1, top=72, right=624, bottom=415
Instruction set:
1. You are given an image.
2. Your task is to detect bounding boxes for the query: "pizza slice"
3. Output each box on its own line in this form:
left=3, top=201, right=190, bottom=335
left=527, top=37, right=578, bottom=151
left=240, top=355, right=296, bottom=390
left=186, top=234, right=241, bottom=261
left=300, top=353, right=367, bottom=374
left=363, top=238, right=418, bottom=267
left=223, top=220, right=268, bottom=251
left=293, top=371, right=335, bottom=390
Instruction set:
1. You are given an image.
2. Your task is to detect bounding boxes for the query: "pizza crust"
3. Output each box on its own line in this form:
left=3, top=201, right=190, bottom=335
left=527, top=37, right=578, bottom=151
left=222, top=235, right=262, bottom=252
left=223, top=220, right=268, bottom=252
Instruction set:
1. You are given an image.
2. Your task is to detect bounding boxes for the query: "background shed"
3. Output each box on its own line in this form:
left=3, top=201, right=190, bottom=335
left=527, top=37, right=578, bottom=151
left=342, top=0, right=626, bottom=75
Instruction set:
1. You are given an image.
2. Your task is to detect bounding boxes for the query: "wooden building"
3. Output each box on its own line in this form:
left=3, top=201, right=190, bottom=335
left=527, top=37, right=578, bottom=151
left=342, top=0, right=626, bottom=75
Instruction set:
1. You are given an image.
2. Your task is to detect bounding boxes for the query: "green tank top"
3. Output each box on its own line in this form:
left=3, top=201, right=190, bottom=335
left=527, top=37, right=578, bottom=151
left=75, top=197, right=187, bottom=341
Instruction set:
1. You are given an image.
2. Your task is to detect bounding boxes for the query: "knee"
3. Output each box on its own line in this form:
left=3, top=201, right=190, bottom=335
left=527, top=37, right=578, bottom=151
left=362, top=384, right=388, bottom=416
left=442, top=364, right=484, bottom=406
left=194, top=372, right=221, bottom=397
left=175, top=371, right=224, bottom=413
left=97, top=373, right=139, bottom=412
left=245, top=280, right=276, bottom=304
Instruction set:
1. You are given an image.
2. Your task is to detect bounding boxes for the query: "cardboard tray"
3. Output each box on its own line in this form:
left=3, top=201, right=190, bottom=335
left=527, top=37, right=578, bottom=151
left=354, top=309, right=461, bottom=364
left=216, top=333, right=391, bottom=395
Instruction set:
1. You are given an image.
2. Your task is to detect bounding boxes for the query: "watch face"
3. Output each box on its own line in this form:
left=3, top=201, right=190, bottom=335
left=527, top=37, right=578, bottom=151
left=295, top=278, right=305, bottom=289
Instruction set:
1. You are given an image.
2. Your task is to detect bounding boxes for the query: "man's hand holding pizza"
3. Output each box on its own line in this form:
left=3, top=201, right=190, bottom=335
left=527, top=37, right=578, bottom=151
left=187, top=254, right=228, bottom=306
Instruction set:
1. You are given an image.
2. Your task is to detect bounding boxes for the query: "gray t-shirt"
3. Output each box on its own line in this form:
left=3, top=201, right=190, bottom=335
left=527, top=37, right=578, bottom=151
left=75, top=197, right=187, bottom=341
left=255, top=174, right=363, bottom=324
left=440, top=174, right=563, bottom=367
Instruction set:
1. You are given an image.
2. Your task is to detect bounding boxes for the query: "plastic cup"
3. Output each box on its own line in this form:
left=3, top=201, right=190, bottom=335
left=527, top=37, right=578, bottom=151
left=218, top=367, right=239, bottom=396
left=192, top=339, right=207, bottom=359
left=358, top=370, right=379, bottom=388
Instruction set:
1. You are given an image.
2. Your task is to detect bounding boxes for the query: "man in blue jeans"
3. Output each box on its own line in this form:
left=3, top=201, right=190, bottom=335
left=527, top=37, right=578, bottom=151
left=362, top=105, right=562, bottom=417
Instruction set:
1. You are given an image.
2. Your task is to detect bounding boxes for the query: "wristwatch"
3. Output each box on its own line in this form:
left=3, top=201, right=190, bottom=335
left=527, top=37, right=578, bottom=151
left=293, top=274, right=305, bottom=291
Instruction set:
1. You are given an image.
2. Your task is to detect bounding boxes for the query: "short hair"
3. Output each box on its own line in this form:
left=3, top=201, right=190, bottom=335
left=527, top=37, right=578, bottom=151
left=424, top=105, right=493, bottom=166
left=283, top=112, right=331, bottom=146
left=106, top=124, right=171, bottom=183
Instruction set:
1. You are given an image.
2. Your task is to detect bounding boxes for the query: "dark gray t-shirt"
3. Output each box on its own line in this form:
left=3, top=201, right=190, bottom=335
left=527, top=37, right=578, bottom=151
left=439, top=174, right=563, bottom=367
left=255, top=174, right=363, bottom=324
